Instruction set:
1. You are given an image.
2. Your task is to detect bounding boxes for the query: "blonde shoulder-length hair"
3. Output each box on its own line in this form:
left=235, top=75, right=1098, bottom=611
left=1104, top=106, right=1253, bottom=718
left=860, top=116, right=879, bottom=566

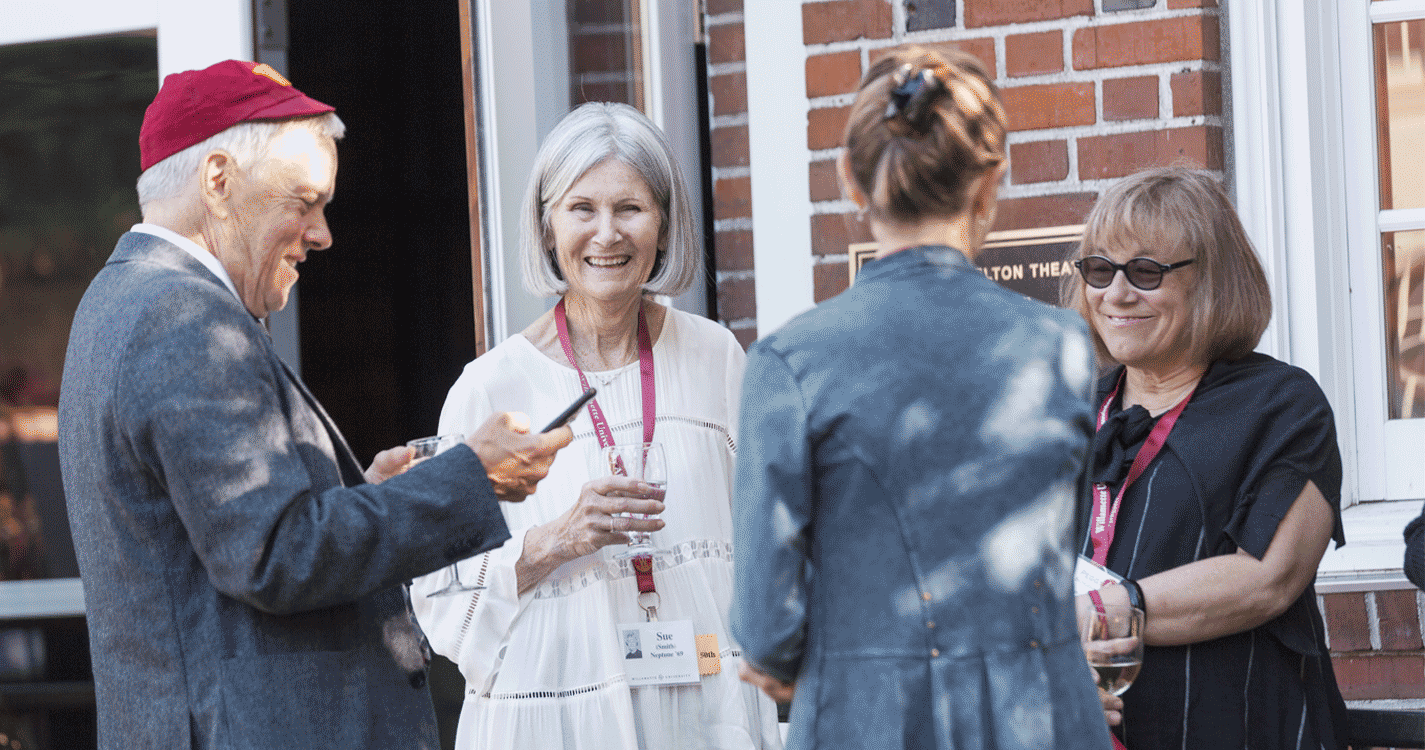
left=519, top=102, right=700, bottom=298
left=1063, top=166, right=1272, bottom=367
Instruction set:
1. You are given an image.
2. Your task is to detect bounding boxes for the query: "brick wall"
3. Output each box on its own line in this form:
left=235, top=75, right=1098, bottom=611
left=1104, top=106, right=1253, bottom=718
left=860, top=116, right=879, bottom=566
left=705, top=0, right=756, bottom=349
left=1322, top=589, right=1425, bottom=703
left=704, top=0, right=1226, bottom=341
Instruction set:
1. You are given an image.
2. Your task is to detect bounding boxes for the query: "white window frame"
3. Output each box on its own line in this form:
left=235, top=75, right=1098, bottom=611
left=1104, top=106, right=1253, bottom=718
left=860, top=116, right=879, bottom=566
left=0, top=0, right=254, bottom=619
left=1230, top=0, right=1422, bottom=592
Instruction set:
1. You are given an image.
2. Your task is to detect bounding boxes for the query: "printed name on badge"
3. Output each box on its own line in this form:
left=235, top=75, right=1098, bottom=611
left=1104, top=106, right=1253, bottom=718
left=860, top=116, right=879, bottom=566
left=618, top=619, right=700, bottom=686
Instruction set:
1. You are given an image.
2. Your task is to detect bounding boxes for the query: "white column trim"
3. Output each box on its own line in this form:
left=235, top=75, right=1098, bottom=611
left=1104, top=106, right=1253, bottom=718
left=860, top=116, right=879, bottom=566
left=744, top=1, right=814, bottom=338
left=156, top=0, right=252, bottom=77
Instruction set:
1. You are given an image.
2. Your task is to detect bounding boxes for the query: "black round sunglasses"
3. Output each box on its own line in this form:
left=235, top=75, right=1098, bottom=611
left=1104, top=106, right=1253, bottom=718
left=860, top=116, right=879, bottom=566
left=1074, top=255, right=1194, bottom=291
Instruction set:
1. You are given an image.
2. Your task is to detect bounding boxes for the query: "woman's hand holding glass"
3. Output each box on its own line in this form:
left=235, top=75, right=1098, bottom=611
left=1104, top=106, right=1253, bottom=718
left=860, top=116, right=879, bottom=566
left=1078, top=601, right=1145, bottom=698
left=546, top=474, right=666, bottom=562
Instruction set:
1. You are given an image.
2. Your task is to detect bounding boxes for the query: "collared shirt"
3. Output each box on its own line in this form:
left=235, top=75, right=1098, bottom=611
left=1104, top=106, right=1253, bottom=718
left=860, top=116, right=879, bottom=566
left=130, top=223, right=240, bottom=301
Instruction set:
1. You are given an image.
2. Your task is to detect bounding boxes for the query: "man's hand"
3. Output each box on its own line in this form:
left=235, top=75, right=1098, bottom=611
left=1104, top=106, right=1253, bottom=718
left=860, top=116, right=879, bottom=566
left=738, top=661, right=795, bottom=704
left=364, top=445, right=416, bottom=484
left=468, top=412, right=572, bottom=501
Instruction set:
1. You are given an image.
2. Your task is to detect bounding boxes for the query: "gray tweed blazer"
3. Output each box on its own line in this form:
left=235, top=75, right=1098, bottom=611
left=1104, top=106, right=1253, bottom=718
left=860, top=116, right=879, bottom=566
left=59, top=232, right=510, bottom=749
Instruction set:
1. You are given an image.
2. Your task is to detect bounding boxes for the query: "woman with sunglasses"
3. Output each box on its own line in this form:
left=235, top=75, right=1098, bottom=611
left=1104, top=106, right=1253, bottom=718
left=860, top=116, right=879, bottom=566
left=1066, top=166, right=1349, bottom=749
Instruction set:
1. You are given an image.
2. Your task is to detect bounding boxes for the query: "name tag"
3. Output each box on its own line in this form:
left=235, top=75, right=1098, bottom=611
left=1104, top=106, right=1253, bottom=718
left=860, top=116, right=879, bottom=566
left=618, top=619, right=700, bottom=686
left=1075, top=554, right=1123, bottom=596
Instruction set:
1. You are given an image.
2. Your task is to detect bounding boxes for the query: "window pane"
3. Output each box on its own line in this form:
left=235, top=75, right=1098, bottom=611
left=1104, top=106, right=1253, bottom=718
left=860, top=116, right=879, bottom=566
left=0, top=34, right=156, bottom=581
left=1384, top=230, right=1425, bottom=419
left=568, top=0, right=644, bottom=109
left=1374, top=19, right=1425, bottom=210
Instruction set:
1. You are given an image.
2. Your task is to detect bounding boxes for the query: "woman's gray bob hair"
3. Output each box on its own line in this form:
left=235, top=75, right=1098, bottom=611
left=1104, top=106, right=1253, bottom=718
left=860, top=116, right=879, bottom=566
left=519, top=101, right=700, bottom=297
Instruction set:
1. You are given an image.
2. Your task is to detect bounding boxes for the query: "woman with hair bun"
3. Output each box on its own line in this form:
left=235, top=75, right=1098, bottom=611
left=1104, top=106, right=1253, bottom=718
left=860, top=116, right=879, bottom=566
left=730, top=45, right=1111, bottom=749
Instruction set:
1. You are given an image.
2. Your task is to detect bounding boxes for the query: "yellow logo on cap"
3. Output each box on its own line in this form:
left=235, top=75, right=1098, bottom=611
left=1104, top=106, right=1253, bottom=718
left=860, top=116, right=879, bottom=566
left=252, top=63, right=291, bottom=87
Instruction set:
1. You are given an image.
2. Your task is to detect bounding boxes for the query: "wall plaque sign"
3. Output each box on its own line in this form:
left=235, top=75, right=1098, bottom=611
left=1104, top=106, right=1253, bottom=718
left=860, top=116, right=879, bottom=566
left=849, top=224, right=1083, bottom=307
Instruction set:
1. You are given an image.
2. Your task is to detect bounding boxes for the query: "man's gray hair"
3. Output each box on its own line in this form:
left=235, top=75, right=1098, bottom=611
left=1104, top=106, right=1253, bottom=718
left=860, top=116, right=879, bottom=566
left=519, top=102, right=700, bottom=298
left=136, top=113, right=345, bottom=210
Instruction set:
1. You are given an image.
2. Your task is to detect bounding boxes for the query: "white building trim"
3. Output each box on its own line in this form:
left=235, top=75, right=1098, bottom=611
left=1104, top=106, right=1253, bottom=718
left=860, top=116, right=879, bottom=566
left=744, top=0, right=815, bottom=338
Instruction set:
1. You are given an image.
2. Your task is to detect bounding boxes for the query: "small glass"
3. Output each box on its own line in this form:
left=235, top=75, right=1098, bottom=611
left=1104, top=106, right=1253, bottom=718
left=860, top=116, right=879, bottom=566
left=1080, top=603, right=1144, bottom=697
left=408, top=434, right=482, bottom=596
left=602, top=442, right=667, bottom=560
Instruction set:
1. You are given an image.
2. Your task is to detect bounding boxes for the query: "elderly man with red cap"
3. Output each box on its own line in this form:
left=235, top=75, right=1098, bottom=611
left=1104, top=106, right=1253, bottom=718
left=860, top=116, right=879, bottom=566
left=57, top=60, right=572, bottom=749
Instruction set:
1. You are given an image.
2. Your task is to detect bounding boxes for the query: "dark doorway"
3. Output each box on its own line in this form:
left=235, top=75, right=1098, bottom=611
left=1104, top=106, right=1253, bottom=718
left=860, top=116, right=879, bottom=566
left=288, top=0, right=479, bottom=463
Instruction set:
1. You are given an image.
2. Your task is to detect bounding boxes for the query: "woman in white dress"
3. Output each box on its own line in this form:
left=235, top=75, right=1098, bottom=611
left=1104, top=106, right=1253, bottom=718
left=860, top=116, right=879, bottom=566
left=412, top=102, right=782, bottom=750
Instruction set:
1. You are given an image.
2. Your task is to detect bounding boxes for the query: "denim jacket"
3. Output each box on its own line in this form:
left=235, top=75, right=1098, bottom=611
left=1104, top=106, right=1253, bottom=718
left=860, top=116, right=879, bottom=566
left=732, top=246, right=1111, bottom=749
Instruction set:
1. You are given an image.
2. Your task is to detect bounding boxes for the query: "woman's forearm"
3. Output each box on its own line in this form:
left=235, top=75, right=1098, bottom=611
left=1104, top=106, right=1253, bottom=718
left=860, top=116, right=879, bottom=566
left=1097, top=480, right=1334, bottom=646
left=515, top=524, right=568, bottom=595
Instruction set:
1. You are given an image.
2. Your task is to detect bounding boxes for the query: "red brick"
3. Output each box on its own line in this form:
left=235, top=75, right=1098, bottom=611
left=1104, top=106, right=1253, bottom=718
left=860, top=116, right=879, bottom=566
left=808, top=105, right=851, bottom=151
left=810, top=212, right=873, bottom=257
left=1103, top=76, right=1159, bottom=122
left=731, top=326, right=757, bottom=350
left=1171, top=70, right=1222, bottom=117
left=965, top=0, right=1093, bottom=28
left=1077, top=126, right=1224, bottom=180
left=717, top=276, right=757, bottom=320
left=1001, top=82, right=1096, bottom=132
left=708, top=22, right=744, bottom=65
left=1331, top=654, right=1425, bottom=700
left=572, top=32, right=627, bottom=73
left=814, top=262, right=851, bottom=302
left=710, top=72, right=747, bottom=116
left=714, top=175, right=751, bottom=220
left=803, top=0, right=893, bottom=46
left=1006, top=31, right=1064, bottom=77
left=809, top=159, right=842, bottom=203
left=706, top=0, right=742, bottom=15
left=1073, top=16, right=1220, bottom=70
left=714, top=230, right=754, bottom=272
left=807, top=51, right=863, bottom=99
left=711, top=125, right=750, bottom=169
left=993, top=192, right=1098, bottom=232
left=1010, top=140, right=1070, bottom=184
left=1375, top=590, right=1424, bottom=651
left=1323, top=592, right=1373, bottom=652
left=869, top=39, right=997, bottom=80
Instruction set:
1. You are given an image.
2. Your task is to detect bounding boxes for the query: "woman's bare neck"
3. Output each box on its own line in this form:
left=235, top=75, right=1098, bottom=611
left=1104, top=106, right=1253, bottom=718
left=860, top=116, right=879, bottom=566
left=525, top=294, right=665, bottom=371
left=1123, top=362, right=1207, bottom=416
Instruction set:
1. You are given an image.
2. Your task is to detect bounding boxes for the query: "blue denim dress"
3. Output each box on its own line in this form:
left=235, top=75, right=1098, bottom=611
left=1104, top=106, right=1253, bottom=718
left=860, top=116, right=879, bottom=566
left=732, top=246, right=1112, bottom=749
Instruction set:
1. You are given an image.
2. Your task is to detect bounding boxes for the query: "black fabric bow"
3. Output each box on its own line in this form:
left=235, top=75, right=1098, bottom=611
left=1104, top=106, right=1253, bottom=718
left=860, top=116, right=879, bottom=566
left=1089, top=404, right=1156, bottom=486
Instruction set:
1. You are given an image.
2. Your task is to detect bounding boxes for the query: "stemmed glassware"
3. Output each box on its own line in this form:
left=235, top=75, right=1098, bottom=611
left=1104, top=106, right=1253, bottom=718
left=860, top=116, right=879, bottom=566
left=1080, top=602, right=1144, bottom=697
left=602, top=442, right=667, bottom=559
left=408, top=434, right=483, bottom=596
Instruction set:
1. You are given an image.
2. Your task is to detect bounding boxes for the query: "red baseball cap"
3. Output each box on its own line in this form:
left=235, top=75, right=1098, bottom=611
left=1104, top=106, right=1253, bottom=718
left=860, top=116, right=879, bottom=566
left=139, top=59, right=336, bottom=172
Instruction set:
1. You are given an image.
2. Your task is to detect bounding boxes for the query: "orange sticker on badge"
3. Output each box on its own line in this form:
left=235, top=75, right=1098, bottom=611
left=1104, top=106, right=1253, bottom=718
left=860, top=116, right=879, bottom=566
left=252, top=63, right=292, bottom=87
left=697, top=633, right=721, bottom=675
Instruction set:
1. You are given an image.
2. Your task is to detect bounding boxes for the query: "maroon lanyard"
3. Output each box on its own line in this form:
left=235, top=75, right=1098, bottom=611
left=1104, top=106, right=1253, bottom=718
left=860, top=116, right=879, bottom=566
left=1089, top=371, right=1195, bottom=566
left=553, top=298, right=661, bottom=605
left=553, top=297, right=655, bottom=447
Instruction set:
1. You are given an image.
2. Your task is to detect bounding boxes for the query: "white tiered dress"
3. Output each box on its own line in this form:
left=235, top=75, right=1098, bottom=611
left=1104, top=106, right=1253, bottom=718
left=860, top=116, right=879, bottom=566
left=411, top=308, right=782, bottom=750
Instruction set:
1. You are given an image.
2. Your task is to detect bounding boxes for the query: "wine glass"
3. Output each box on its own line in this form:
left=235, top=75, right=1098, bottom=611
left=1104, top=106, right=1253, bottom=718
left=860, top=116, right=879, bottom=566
left=1080, top=602, right=1144, bottom=697
left=602, top=442, right=667, bottom=559
left=408, top=434, right=483, bottom=596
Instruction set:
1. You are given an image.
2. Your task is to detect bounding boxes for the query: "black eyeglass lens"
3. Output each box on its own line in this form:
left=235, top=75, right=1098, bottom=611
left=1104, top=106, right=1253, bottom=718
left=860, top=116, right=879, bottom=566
left=1125, top=259, right=1165, bottom=289
left=1081, top=257, right=1116, bottom=287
